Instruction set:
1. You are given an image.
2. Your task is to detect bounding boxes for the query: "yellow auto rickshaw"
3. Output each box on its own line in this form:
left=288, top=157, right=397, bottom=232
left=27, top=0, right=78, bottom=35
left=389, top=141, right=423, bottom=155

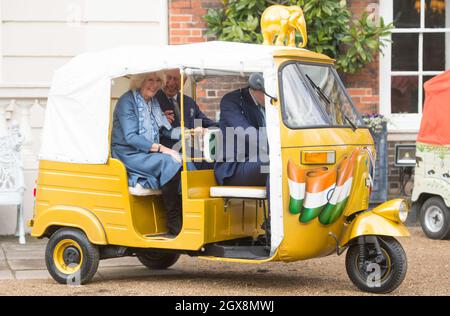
left=29, top=8, right=410, bottom=294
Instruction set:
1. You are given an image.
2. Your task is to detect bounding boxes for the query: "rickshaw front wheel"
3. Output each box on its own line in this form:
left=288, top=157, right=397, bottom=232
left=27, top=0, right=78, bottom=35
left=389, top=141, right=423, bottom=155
left=137, top=250, right=180, bottom=270
left=345, top=236, right=407, bottom=294
left=45, top=228, right=100, bottom=285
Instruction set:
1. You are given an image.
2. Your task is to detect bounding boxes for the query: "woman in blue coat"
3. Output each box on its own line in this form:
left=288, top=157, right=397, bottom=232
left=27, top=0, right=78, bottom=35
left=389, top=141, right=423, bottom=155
left=111, top=71, right=182, bottom=237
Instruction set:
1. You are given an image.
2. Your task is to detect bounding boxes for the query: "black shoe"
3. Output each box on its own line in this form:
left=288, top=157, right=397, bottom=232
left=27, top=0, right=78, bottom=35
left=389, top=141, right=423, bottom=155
left=261, top=220, right=271, bottom=233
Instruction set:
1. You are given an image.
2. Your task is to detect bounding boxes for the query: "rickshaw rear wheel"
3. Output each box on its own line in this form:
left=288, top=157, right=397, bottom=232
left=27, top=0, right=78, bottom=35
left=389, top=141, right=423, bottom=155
left=420, top=197, right=450, bottom=240
left=345, top=236, right=407, bottom=294
left=137, top=250, right=180, bottom=270
left=45, top=228, right=100, bottom=285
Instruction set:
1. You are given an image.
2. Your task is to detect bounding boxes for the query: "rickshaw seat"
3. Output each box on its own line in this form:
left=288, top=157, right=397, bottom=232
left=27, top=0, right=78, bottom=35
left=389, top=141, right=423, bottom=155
left=128, top=183, right=162, bottom=196
left=210, top=186, right=267, bottom=199
left=203, top=130, right=267, bottom=199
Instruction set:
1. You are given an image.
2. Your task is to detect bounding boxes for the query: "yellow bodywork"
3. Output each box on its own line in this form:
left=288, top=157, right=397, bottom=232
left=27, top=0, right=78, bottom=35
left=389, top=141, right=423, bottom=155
left=31, top=159, right=265, bottom=252
left=30, top=48, right=409, bottom=264
left=271, top=55, right=409, bottom=261
left=278, top=129, right=374, bottom=261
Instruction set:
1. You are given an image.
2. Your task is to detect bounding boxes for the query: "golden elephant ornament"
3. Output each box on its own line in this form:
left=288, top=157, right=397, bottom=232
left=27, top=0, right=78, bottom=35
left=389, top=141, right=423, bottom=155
left=261, top=5, right=308, bottom=48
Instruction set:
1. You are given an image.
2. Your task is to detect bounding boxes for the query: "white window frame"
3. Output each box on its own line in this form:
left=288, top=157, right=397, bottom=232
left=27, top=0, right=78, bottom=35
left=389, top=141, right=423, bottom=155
left=379, top=0, right=450, bottom=132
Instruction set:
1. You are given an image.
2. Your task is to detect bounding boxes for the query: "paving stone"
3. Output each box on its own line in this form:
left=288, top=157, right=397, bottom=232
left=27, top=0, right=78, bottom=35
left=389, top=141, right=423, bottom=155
left=0, top=249, right=5, bottom=260
left=3, top=250, right=45, bottom=260
left=2, top=242, right=46, bottom=253
left=1, top=239, right=46, bottom=262
left=0, top=270, right=14, bottom=280
left=98, top=256, right=142, bottom=268
left=14, top=270, right=103, bottom=284
left=14, top=270, right=51, bottom=280
left=8, top=259, right=46, bottom=271
left=0, top=260, right=9, bottom=270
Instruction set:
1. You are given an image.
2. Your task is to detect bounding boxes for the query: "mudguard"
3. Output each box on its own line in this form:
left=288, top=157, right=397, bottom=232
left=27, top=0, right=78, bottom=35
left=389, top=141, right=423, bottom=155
left=340, top=200, right=410, bottom=247
left=30, top=205, right=107, bottom=245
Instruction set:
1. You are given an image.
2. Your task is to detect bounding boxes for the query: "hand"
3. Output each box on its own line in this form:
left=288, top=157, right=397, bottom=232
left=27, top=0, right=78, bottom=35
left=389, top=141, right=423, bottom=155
left=164, top=110, right=175, bottom=124
left=161, top=146, right=181, bottom=163
left=194, top=126, right=205, bottom=134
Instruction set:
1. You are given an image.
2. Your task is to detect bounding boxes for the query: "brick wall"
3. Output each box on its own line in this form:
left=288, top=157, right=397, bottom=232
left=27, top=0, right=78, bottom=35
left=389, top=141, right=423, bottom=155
left=169, top=0, right=247, bottom=118
left=169, top=0, right=222, bottom=44
left=343, top=0, right=380, bottom=114
left=196, top=76, right=249, bottom=120
left=343, top=55, right=380, bottom=114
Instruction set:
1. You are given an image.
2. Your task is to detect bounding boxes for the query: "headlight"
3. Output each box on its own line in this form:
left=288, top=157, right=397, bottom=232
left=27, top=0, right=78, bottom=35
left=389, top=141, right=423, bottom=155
left=372, top=199, right=410, bottom=223
left=398, top=200, right=409, bottom=223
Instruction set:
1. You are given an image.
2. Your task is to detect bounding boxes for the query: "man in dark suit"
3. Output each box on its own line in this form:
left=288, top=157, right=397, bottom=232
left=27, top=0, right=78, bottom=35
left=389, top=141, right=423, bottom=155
left=214, top=83, right=269, bottom=187
left=156, top=69, right=218, bottom=169
left=215, top=78, right=271, bottom=241
left=156, top=69, right=217, bottom=149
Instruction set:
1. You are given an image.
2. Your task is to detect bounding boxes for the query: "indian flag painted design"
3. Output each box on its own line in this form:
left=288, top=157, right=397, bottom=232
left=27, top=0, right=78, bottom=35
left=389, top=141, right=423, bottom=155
left=319, top=151, right=358, bottom=225
left=300, top=168, right=336, bottom=223
left=287, top=160, right=306, bottom=214
left=287, top=148, right=364, bottom=225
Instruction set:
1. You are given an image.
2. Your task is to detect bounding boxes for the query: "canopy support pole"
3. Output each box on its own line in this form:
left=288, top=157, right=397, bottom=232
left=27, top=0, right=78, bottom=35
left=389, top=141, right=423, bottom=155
left=180, top=67, right=187, bottom=172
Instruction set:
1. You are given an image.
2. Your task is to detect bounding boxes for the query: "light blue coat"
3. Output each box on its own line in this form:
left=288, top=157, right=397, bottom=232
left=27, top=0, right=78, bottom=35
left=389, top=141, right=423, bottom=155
left=111, top=90, right=181, bottom=189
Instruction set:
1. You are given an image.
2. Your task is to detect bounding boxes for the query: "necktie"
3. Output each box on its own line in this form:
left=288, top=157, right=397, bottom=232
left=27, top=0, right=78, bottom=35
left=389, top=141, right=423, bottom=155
left=258, top=105, right=266, bottom=127
left=170, top=96, right=181, bottom=123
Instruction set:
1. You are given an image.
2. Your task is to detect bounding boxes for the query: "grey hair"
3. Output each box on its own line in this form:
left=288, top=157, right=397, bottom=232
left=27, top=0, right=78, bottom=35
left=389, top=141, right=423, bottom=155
left=129, top=71, right=166, bottom=90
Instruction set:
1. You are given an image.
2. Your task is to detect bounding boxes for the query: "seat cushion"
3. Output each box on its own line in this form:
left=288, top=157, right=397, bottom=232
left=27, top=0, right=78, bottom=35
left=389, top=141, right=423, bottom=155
left=128, top=183, right=162, bottom=196
left=210, top=186, right=267, bottom=199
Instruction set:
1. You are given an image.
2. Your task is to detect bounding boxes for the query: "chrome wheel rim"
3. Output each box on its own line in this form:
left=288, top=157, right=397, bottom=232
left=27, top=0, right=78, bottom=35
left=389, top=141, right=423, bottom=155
left=424, top=206, right=444, bottom=233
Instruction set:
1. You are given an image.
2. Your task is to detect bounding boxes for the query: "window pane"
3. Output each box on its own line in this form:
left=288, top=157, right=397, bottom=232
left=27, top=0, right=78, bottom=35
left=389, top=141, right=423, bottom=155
left=392, top=34, right=419, bottom=71
left=280, top=63, right=364, bottom=128
left=425, top=0, right=447, bottom=28
left=298, top=64, right=363, bottom=127
left=391, top=76, right=419, bottom=114
left=394, top=0, right=420, bottom=28
left=281, top=64, right=328, bottom=127
left=424, top=33, right=446, bottom=71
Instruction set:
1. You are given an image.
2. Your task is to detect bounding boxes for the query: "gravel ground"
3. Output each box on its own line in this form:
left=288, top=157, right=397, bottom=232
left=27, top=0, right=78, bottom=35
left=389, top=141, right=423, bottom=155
left=0, top=227, right=448, bottom=296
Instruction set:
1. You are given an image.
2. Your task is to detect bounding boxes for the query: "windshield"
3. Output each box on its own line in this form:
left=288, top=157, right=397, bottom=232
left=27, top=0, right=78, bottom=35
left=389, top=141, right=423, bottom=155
left=280, top=62, right=364, bottom=129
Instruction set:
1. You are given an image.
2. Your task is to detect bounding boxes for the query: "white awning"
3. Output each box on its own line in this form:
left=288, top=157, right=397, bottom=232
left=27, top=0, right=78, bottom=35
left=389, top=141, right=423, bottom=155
left=39, top=41, right=300, bottom=164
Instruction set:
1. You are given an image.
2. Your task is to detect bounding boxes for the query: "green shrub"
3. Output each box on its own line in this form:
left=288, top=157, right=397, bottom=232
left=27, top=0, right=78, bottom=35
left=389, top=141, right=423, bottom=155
left=205, top=0, right=393, bottom=74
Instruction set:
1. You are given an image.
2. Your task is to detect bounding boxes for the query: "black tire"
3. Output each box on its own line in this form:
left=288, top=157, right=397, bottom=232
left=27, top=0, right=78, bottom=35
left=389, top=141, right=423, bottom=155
left=45, top=228, right=100, bottom=285
left=420, top=197, right=450, bottom=240
left=345, top=236, right=407, bottom=294
left=137, top=251, right=180, bottom=270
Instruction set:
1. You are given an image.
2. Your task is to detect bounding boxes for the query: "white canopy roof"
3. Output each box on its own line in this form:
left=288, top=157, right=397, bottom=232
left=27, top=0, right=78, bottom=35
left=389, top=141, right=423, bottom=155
left=39, top=41, right=300, bottom=164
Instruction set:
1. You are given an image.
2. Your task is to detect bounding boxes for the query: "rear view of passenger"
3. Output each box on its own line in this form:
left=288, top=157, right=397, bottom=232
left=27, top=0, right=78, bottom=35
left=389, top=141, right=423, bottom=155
left=214, top=74, right=269, bottom=188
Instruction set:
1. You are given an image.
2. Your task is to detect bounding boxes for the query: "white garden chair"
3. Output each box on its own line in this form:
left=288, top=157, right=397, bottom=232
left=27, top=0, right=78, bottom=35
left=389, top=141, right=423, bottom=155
left=0, top=122, right=26, bottom=244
